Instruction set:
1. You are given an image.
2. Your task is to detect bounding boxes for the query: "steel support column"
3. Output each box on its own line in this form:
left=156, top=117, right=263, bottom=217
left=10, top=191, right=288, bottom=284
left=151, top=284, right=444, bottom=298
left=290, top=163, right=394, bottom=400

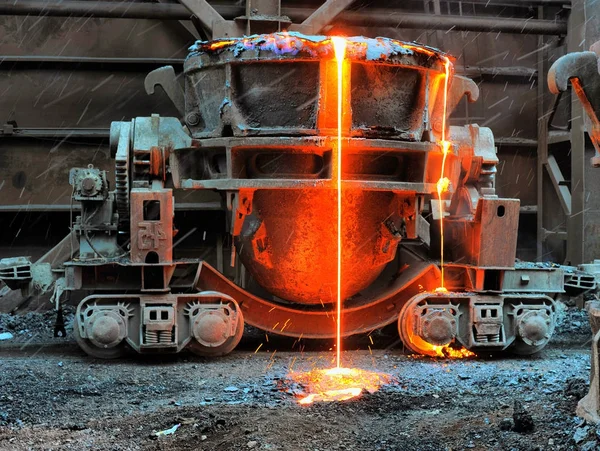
left=567, top=0, right=586, bottom=265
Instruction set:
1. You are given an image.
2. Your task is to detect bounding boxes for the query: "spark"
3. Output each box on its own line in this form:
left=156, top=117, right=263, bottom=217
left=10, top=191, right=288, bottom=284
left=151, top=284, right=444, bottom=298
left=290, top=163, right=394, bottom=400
left=430, top=345, right=476, bottom=359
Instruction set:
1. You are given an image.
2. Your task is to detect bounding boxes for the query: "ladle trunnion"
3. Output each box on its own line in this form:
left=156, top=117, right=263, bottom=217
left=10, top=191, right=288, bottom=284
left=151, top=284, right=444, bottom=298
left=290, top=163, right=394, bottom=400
left=0, top=33, right=568, bottom=358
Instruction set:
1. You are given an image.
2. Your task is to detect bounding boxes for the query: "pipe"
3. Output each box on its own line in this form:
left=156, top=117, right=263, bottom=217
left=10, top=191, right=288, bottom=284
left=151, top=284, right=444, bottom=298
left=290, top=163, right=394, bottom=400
left=0, top=1, right=567, bottom=35
left=331, top=9, right=568, bottom=35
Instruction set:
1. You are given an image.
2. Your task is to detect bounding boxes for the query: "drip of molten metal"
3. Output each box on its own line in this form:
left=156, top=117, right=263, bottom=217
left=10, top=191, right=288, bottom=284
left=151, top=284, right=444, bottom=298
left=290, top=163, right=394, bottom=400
left=291, top=367, right=393, bottom=405
left=435, top=56, right=452, bottom=293
left=332, top=36, right=347, bottom=369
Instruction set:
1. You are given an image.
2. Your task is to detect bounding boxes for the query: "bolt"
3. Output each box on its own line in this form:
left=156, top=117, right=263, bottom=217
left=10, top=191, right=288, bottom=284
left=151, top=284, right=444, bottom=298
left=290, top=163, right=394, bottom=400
left=186, top=112, right=201, bottom=126
left=81, top=177, right=96, bottom=193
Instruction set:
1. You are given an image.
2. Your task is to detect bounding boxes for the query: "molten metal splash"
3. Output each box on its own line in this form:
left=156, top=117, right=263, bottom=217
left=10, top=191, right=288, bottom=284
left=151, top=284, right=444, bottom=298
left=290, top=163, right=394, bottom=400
left=431, top=345, right=476, bottom=359
left=291, top=367, right=392, bottom=405
left=332, top=36, right=347, bottom=369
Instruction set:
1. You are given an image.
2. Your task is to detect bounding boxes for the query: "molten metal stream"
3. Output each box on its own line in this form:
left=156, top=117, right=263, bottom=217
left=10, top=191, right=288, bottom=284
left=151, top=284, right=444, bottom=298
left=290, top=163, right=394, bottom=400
left=435, top=56, right=452, bottom=293
left=332, top=36, right=346, bottom=369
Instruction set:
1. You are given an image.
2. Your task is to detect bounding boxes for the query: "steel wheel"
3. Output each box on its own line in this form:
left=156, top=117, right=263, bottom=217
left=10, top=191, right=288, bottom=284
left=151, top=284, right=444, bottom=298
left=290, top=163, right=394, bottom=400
left=397, top=302, right=440, bottom=357
left=188, top=310, right=244, bottom=357
left=510, top=340, right=547, bottom=356
left=73, top=314, right=127, bottom=359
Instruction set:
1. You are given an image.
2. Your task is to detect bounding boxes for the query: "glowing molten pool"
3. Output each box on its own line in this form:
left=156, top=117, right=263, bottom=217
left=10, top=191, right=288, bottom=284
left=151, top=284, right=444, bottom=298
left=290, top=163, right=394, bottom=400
left=290, top=367, right=393, bottom=405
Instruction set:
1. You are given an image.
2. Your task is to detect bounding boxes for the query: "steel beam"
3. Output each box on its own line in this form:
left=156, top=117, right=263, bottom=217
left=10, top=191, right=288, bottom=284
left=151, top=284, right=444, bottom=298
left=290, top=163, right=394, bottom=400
left=567, top=0, right=586, bottom=265
left=0, top=57, right=540, bottom=83
left=536, top=5, right=546, bottom=262
left=157, top=0, right=201, bottom=40
left=290, top=0, right=355, bottom=34
left=0, top=128, right=109, bottom=138
left=0, top=203, right=222, bottom=212
left=545, top=155, right=572, bottom=216
left=330, top=8, right=567, bottom=34
left=1, top=127, right=558, bottom=142
left=177, top=0, right=225, bottom=34
left=0, top=1, right=568, bottom=35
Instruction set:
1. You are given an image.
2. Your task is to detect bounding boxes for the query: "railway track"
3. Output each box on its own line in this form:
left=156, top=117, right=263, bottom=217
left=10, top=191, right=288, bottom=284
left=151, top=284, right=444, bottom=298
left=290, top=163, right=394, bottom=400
left=0, top=337, right=591, bottom=358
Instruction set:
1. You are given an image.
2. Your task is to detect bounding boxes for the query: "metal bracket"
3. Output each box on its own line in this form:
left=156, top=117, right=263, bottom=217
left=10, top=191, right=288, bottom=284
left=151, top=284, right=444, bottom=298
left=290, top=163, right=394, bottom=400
left=447, top=75, right=480, bottom=115
left=548, top=51, right=600, bottom=166
left=144, top=66, right=186, bottom=117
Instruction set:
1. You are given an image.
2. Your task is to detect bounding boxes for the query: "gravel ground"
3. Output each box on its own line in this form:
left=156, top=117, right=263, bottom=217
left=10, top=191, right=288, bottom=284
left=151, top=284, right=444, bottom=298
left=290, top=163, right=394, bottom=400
left=0, top=303, right=597, bottom=450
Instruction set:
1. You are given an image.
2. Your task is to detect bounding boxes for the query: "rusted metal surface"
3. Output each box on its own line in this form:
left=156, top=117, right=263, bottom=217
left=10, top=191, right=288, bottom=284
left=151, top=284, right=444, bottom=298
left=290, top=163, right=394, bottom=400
left=548, top=49, right=600, bottom=166
left=577, top=300, right=600, bottom=423
left=182, top=35, right=473, bottom=143
left=130, top=188, right=174, bottom=265
left=289, top=0, right=355, bottom=35
left=73, top=290, right=243, bottom=357
left=195, top=261, right=441, bottom=339
left=398, top=291, right=556, bottom=356
left=446, top=197, right=520, bottom=268
left=144, top=67, right=186, bottom=117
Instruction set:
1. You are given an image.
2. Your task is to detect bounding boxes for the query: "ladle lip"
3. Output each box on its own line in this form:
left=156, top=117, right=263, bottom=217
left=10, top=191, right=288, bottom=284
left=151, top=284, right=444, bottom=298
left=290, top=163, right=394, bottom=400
left=187, top=32, right=453, bottom=68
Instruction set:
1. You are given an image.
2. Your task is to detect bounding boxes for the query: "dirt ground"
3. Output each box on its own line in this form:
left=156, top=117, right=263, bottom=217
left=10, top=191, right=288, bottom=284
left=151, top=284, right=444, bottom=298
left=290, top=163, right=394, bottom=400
left=0, top=305, right=597, bottom=451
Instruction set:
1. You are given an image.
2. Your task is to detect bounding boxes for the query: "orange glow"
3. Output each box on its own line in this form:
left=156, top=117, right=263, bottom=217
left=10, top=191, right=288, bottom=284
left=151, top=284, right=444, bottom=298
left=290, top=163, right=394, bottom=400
left=332, top=36, right=346, bottom=369
left=400, top=43, right=437, bottom=57
left=408, top=345, right=476, bottom=359
left=436, top=56, right=452, bottom=291
left=430, top=345, right=476, bottom=359
left=291, top=367, right=393, bottom=404
left=407, top=331, right=476, bottom=359
left=403, top=300, right=475, bottom=358
left=208, top=40, right=235, bottom=50
left=200, top=34, right=448, bottom=64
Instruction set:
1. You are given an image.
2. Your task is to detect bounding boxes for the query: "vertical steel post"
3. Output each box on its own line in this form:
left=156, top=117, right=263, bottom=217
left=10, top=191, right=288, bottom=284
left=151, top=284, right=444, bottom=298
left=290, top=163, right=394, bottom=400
left=536, top=5, right=546, bottom=262
left=567, top=0, right=586, bottom=265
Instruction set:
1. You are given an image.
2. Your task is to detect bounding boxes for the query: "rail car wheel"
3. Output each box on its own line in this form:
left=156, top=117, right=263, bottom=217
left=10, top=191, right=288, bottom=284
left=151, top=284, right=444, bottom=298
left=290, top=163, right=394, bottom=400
left=188, top=309, right=245, bottom=357
left=510, top=341, right=547, bottom=356
left=398, top=303, right=443, bottom=357
left=73, top=315, right=127, bottom=359
left=397, top=294, right=463, bottom=357
left=511, top=307, right=554, bottom=355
